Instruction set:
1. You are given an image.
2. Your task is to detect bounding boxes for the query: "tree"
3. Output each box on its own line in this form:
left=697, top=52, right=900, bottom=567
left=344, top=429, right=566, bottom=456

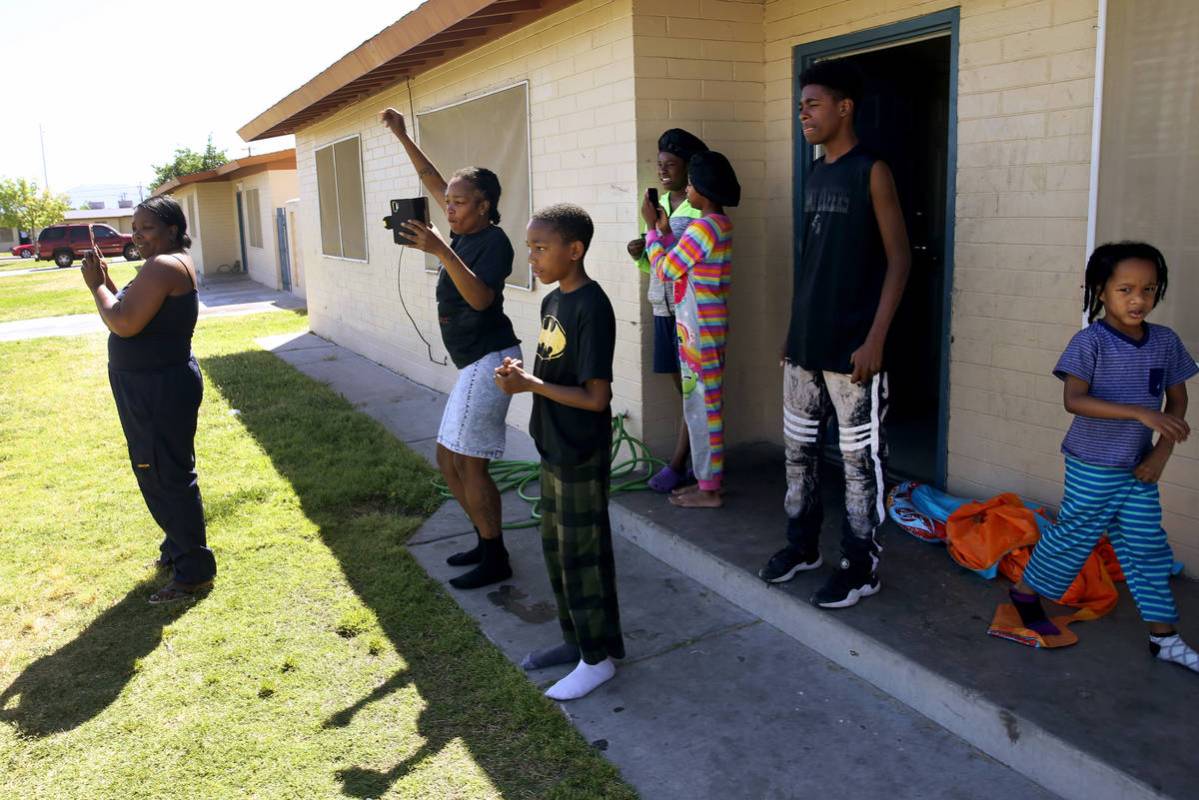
left=0, top=178, right=70, bottom=236
left=148, top=135, right=228, bottom=191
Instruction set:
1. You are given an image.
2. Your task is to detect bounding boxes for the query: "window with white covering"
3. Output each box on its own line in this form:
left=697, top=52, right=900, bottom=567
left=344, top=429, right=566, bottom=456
left=186, top=195, right=198, bottom=239
left=315, top=135, right=367, bottom=260
left=246, top=188, right=263, bottom=248
left=416, top=82, right=532, bottom=288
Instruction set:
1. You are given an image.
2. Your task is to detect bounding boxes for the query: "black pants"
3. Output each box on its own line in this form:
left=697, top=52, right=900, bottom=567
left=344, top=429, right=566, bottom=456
left=109, top=357, right=215, bottom=584
left=783, top=363, right=888, bottom=561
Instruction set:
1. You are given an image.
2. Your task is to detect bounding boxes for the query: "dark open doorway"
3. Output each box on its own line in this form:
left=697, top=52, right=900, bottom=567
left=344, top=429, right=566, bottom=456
left=794, top=10, right=958, bottom=487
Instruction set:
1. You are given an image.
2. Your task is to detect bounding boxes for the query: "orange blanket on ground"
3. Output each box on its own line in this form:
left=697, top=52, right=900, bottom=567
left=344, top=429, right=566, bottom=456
left=946, top=493, right=1121, bottom=619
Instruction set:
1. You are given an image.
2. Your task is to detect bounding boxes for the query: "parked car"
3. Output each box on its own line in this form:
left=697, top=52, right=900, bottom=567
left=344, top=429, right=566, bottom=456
left=10, top=243, right=34, bottom=258
left=35, top=224, right=138, bottom=268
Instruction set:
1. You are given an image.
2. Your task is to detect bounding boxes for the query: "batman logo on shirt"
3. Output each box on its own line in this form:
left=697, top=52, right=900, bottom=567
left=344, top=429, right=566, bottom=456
left=537, top=315, right=567, bottom=361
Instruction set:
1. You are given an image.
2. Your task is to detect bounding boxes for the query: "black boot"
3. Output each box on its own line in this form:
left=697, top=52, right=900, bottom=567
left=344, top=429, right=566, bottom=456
left=449, top=535, right=512, bottom=589
left=446, top=527, right=483, bottom=566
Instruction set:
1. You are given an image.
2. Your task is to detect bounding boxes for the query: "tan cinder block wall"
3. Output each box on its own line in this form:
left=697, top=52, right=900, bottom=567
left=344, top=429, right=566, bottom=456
left=236, top=169, right=299, bottom=290
left=630, top=0, right=770, bottom=454
left=175, top=186, right=206, bottom=273
left=294, top=0, right=641, bottom=436
left=238, top=172, right=277, bottom=289
left=763, top=1, right=1199, bottom=566
left=194, top=182, right=239, bottom=276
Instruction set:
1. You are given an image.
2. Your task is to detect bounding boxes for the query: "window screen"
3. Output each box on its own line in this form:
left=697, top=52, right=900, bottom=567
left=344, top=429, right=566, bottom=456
left=246, top=189, right=263, bottom=248
left=315, top=136, right=366, bottom=260
left=416, top=83, right=531, bottom=287
left=1096, top=1, right=1199, bottom=355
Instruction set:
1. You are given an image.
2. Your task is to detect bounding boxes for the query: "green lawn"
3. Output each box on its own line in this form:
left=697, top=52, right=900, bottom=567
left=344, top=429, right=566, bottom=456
left=0, top=311, right=636, bottom=800
left=0, top=261, right=143, bottom=322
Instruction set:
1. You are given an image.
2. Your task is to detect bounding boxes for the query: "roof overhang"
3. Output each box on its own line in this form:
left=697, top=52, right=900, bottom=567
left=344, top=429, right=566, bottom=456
left=152, top=149, right=297, bottom=197
left=238, top=0, right=578, bottom=142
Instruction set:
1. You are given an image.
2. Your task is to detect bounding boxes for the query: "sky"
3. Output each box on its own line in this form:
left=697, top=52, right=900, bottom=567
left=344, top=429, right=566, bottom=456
left=0, top=0, right=423, bottom=205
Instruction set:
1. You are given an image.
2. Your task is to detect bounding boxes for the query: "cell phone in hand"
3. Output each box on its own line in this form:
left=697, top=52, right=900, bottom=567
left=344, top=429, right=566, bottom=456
left=387, top=197, right=430, bottom=244
left=647, top=187, right=659, bottom=207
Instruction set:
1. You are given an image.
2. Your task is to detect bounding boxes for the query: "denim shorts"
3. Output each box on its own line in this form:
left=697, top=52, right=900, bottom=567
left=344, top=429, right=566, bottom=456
left=437, top=344, right=521, bottom=459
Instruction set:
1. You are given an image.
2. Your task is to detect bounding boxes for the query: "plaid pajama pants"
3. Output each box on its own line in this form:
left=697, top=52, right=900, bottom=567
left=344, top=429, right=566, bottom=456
left=539, top=447, right=625, bottom=664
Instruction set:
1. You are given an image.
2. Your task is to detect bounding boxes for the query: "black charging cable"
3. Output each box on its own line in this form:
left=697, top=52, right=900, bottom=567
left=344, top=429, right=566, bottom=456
left=395, top=247, right=448, bottom=366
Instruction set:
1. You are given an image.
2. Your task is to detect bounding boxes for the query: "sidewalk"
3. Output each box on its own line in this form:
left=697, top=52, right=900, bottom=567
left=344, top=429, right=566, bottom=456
left=0, top=274, right=305, bottom=342
left=259, top=330, right=1060, bottom=800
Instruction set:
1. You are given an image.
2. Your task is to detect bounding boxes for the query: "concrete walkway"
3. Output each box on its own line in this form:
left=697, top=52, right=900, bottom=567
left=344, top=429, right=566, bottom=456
left=0, top=274, right=305, bottom=342
left=259, top=330, right=1059, bottom=800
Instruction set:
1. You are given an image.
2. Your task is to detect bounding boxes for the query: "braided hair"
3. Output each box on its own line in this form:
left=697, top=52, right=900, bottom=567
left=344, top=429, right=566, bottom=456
left=452, top=167, right=502, bottom=224
left=1083, top=241, right=1168, bottom=322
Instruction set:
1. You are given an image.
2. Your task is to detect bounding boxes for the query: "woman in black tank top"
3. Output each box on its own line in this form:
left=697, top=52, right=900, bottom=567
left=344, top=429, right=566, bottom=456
left=82, top=196, right=215, bottom=604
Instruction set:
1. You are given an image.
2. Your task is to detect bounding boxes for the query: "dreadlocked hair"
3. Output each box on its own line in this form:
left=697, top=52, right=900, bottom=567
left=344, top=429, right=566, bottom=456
left=1083, top=241, right=1169, bottom=323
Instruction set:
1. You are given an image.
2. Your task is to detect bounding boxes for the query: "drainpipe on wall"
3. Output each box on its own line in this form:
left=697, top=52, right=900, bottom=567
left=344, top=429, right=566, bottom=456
left=1082, top=0, right=1109, bottom=328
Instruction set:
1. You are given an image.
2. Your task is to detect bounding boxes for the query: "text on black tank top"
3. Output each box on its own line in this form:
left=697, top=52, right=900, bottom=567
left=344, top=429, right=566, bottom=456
left=785, top=146, right=887, bottom=374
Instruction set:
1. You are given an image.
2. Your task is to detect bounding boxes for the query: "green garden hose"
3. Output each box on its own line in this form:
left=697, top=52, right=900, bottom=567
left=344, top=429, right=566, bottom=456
left=431, top=413, right=667, bottom=529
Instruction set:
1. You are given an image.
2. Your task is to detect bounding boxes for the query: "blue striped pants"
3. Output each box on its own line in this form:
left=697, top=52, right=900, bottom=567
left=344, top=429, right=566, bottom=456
left=1023, top=457, right=1178, bottom=623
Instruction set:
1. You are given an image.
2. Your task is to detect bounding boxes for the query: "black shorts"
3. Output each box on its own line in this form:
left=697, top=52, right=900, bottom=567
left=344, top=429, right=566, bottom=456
left=652, top=314, right=679, bottom=374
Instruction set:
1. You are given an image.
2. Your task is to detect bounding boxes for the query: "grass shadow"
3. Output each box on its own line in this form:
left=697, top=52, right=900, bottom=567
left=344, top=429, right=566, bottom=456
left=201, top=348, right=632, bottom=800
left=0, top=582, right=200, bottom=736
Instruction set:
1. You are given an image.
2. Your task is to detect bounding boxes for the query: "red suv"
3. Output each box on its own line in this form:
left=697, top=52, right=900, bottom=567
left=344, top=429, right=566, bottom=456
left=36, top=224, right=139, bottom=268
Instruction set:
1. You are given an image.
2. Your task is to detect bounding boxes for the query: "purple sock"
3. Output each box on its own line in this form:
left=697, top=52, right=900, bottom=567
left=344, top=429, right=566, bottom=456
left=1009, top=589, right=1060, bottom=636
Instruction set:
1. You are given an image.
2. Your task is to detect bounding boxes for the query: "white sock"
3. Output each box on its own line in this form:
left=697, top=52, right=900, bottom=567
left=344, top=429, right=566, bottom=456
left=544, top=658, right=615, bottom=701
left=1150, top=633, right=1199, bottom=673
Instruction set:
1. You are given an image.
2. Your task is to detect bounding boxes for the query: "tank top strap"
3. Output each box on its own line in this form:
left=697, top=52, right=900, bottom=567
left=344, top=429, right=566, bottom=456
left=158, top=252, right=197, bottom=291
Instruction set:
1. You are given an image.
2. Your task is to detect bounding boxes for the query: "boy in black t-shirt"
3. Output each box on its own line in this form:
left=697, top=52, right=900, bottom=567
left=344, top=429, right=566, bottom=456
left=758, top=58, right=911, bottom=609
left=494, top=204, right=624, bottom=700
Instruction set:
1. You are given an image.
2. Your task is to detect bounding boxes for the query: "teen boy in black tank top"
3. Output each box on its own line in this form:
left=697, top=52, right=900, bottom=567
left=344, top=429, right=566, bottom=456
left=759, top=59, right=912, bottom=610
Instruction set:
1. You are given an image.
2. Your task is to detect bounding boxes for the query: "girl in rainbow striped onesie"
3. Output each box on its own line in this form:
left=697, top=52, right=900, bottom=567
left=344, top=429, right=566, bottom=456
left=644, top=151, right=740, bottom=509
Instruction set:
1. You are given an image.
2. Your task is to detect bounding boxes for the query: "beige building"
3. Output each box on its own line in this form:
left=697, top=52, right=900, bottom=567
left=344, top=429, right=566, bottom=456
left=0, top=226, right=24, bottom=250
left=152, top=150, right=301, bottom=293
left=63, top=207, right=135, bottom=233
left=241, top=0, right=1199, bottom=566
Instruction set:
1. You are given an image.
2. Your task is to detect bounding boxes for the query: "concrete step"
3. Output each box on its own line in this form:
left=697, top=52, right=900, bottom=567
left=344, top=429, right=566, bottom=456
left=259, top=332, right=1068, bottom=800
left=610, top=443, right=1198, bottom=800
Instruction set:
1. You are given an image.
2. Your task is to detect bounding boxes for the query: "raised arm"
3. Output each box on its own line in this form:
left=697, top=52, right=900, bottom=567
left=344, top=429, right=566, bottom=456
left=380, top=108, right=448, bottom=215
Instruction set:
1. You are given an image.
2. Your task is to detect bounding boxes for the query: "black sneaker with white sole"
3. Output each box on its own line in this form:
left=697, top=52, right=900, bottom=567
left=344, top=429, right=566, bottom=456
left=758, top=545, right=823, bottom=583
left=811, top=555, right=880, bottom=608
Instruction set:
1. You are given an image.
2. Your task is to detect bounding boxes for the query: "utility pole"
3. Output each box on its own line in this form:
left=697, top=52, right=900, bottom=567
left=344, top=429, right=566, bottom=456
left=38, top=123, right=49, bottom=189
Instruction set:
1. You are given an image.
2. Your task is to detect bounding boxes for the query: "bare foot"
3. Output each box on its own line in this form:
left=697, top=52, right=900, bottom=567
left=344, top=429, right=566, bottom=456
left=669, top=490, right=723, bottom=508
left=672, top=483, right=724, bottom=497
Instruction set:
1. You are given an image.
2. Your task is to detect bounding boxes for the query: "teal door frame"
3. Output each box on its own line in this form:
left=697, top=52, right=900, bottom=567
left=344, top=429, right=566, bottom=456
left=275, top=207, right=292, bottom=291
left=792, top=7, right=960, bottom=488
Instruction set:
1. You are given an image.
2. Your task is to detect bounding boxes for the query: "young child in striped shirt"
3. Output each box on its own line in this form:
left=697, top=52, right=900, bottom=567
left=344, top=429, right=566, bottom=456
left=643, top=151, right=739, bottom=509
left=1006, top=242, right=1199, bottom=673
